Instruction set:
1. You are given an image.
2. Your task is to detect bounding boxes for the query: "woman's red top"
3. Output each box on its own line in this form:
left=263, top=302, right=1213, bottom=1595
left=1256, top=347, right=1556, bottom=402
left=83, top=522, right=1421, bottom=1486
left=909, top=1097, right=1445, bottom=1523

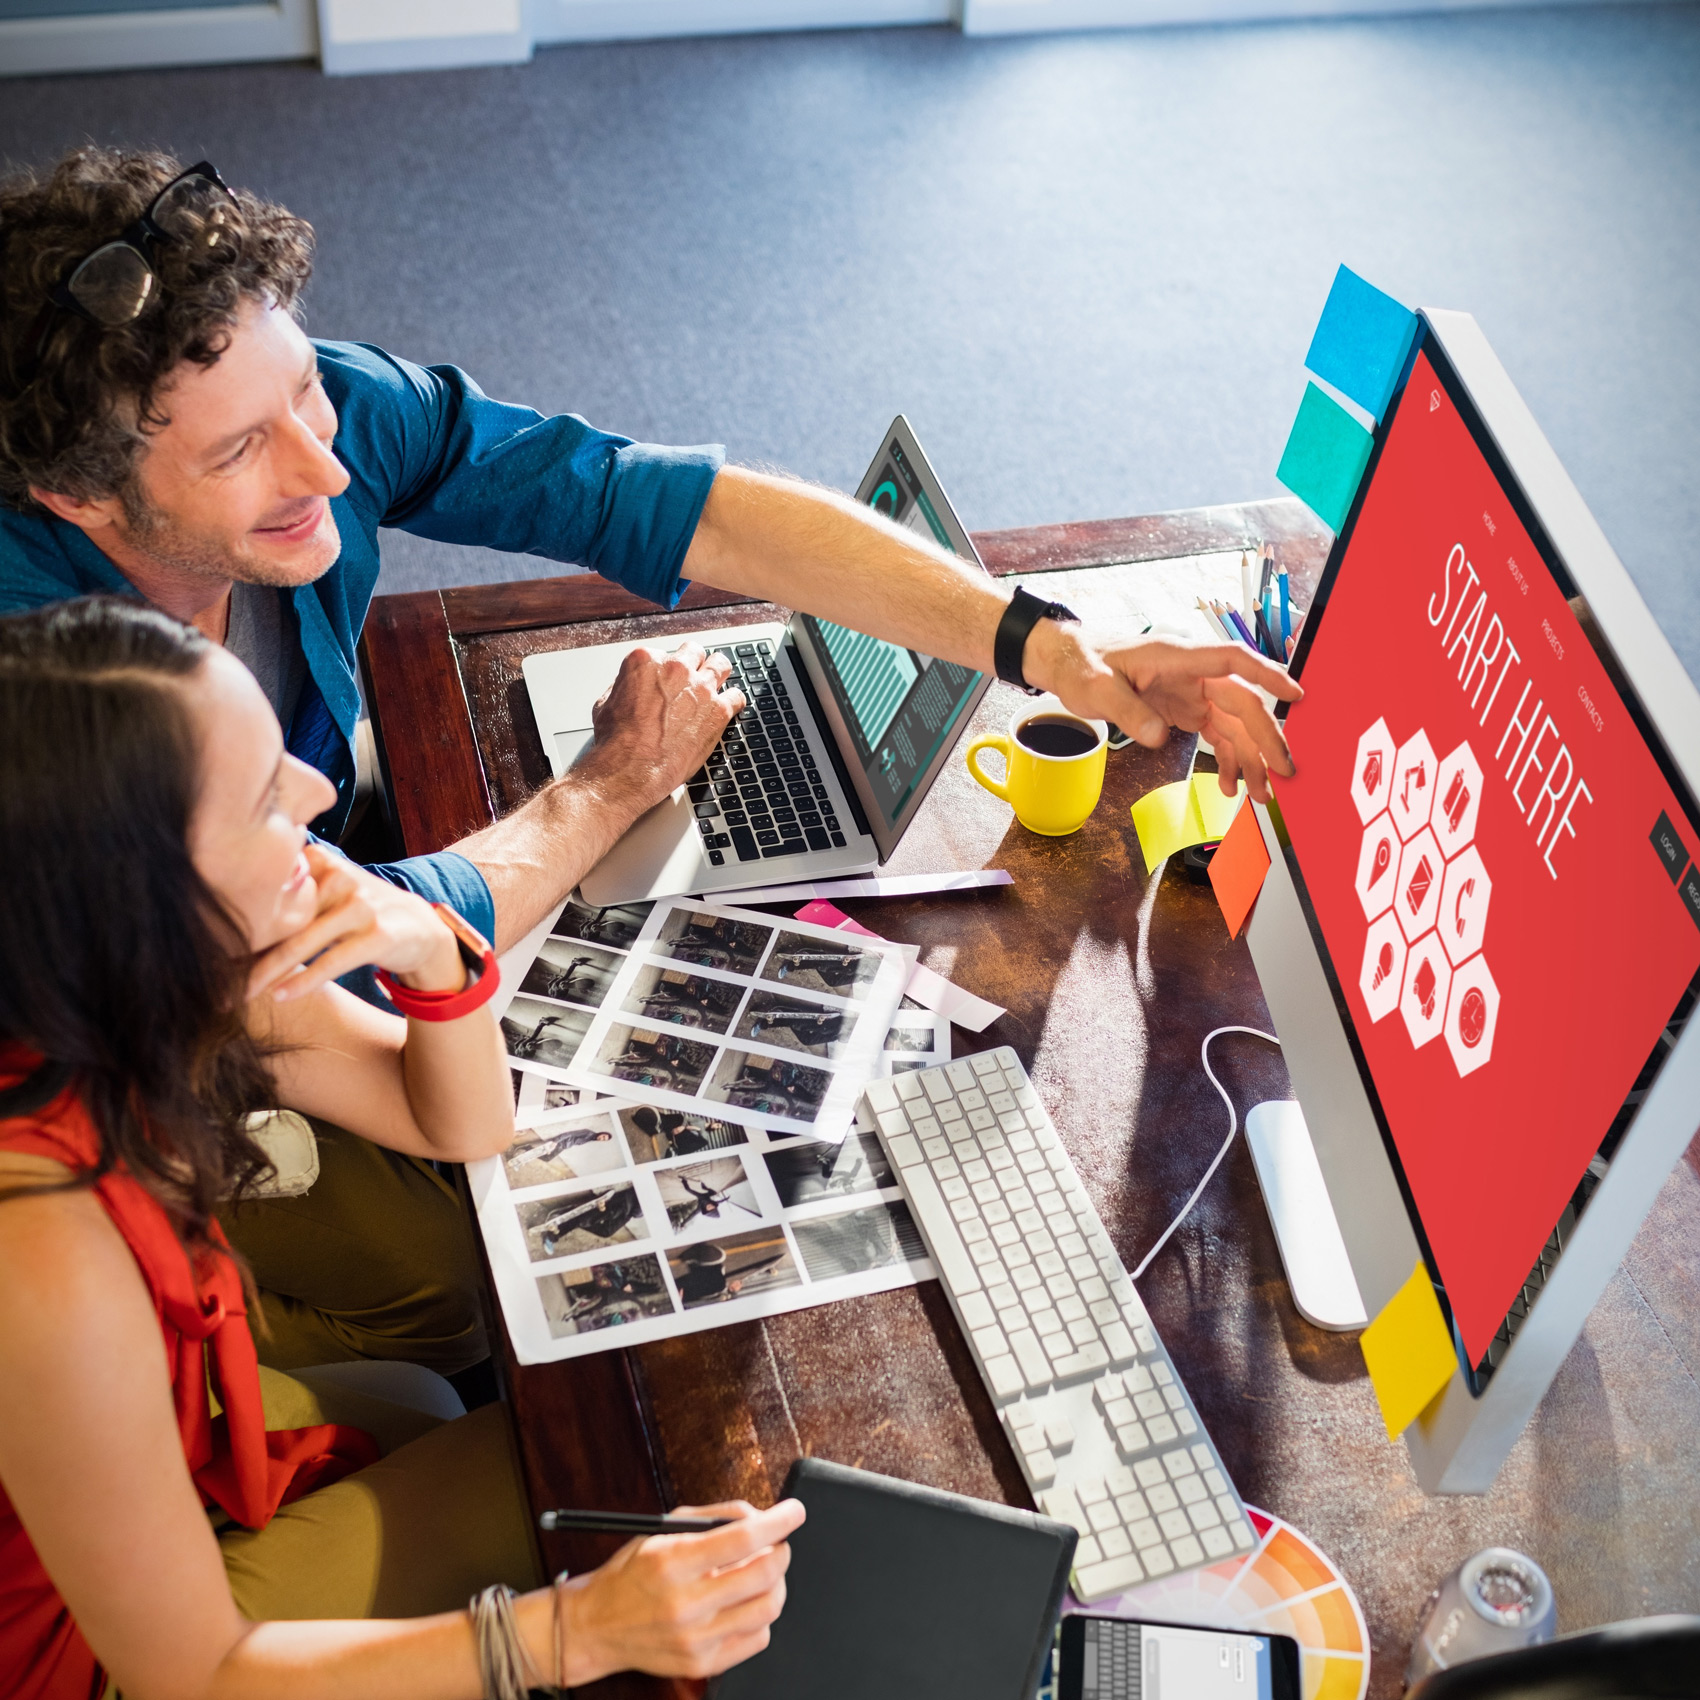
left=0, top=1049, right=379, bottom=1699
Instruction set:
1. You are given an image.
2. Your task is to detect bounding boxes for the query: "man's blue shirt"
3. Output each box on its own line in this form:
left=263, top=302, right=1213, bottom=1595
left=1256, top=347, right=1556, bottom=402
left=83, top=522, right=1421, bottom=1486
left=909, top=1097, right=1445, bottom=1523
left=0, top=339, right=724, bottom=948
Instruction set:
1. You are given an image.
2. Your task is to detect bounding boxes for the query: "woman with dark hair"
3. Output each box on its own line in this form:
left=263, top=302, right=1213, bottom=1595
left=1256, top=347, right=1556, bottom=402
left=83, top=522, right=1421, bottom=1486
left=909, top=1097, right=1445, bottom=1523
left=0, top=600, right=800, bottom=1698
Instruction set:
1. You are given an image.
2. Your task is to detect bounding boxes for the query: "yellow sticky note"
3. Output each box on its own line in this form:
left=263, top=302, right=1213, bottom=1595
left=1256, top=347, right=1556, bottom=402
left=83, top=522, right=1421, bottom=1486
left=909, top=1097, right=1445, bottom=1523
left=1130, top=780, right=1203, bottom=873
left=1360, top=1261, right=1457, bottom=1440
left=1130, top=776, right=1247, bottom=873
left=1191, top=772, right=1245, bottom=841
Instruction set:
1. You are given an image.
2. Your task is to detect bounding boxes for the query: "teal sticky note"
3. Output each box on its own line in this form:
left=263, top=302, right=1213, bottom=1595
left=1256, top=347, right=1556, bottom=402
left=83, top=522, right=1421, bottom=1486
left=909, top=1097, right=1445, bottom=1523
left=1276, top=382, right=1374, bottom=534
left=1304, top=265, right=1418, bottom=424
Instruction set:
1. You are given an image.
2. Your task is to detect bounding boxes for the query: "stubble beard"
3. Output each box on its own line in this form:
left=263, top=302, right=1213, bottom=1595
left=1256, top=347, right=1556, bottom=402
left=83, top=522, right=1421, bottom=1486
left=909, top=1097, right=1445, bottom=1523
left=119, top=483, right=341, bottom=591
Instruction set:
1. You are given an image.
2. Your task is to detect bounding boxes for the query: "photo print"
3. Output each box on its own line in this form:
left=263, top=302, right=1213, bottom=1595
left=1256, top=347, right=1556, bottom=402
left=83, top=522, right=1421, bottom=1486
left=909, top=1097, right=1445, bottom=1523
left=515, top=1183, right=647, bottom=1262
left=503, top=995, right=595, bottom=1071
left=619, top=1104, right=748, bottom=1166
left=540, top=1255, right=673, bottom=1339
left=791, top=1202, right=927, bottom=1282
left=621, top=962, right=744, bottom=1035
left=666, top=1226, right=801, bottom=1310
left=546, top=896, right=653, bottom=952
left=733, top=990, right=860, bottom=1060
left=654, top=1156, right=763, bottom=1235
left=519, top=938, right=623, bottom=1010
left=763, top=1132, right=893, bottom=1209
left=705, top=1051, right=831, bottom=1123
left=654, top=908, right=772, bottom=977
left=502, top=1112, right=628, bottom=1189
left=759, top=931, right=885, bottom=999
left=589, top=1025, right=716, bottom=1095
left=885, top=1020, right=939, bottom=1053
left=514, top=1071, right=590, bottom=1122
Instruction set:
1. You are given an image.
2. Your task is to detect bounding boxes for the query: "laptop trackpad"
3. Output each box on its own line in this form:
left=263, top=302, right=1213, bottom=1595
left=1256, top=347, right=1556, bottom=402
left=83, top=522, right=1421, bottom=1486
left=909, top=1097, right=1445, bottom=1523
left=552, top=727, right=597, bottom=779
left=579, top=788, right=705, bottom=907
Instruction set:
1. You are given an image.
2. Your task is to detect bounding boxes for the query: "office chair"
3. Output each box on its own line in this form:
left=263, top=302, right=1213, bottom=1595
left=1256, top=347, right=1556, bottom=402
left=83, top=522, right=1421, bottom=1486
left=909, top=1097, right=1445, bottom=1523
left=1406, top=1615, right=1700, bottom=1699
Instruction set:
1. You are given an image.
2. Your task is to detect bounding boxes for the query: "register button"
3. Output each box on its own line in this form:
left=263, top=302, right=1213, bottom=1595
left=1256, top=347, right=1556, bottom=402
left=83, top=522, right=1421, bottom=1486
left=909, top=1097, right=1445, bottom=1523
left=1680, top=865, right=1700, bottom=935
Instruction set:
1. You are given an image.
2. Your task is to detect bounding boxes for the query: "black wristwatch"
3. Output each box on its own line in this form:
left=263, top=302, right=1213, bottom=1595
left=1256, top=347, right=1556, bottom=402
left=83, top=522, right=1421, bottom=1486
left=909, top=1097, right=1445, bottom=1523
left=994, top=585, right=1080, bottom=695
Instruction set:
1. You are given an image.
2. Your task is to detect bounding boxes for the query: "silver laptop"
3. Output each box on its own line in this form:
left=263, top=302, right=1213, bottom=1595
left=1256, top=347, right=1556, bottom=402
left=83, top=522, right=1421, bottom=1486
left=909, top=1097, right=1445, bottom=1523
left=524, top=417, right=994, bottom=907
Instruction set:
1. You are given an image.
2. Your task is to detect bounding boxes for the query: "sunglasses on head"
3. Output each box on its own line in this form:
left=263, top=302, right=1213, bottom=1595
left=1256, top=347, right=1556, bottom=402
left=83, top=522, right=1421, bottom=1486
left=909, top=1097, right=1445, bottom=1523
left=25, top=161, right=240, bottom=370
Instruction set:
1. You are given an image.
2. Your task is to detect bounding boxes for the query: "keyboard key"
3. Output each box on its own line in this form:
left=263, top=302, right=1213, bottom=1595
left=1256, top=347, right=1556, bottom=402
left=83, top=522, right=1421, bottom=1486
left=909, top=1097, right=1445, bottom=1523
left=705, top=833, right=731, bottom=850
left=1073, top=1553, right=1146, bottom=1601
left=830, top=832, right=846, bottom=848
left=1202, top=1526, right=1235, bottom=1559
left=729, top=826, right=760, bottom=861
left=985, top=1354, right=1023, bottom=1401
left=902, top=1167, right=981, bottom=1294
left=805, top=827, right=830, bottom=851
left=723, top=810, right=749, bottom=826
left=708, top=850, right=724, bottom=865
left=887, top=1133, right=923, bottom=1168
left=755, top=829, right=781, bottom=847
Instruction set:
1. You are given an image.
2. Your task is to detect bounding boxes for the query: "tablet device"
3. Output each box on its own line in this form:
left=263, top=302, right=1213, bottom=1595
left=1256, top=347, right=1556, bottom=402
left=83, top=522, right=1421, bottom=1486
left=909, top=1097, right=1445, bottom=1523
left=709, top=1456, right=1077, bottom=1700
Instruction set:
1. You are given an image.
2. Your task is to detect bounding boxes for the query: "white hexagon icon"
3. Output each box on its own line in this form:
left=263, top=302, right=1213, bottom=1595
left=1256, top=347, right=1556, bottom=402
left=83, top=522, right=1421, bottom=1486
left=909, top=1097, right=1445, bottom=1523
left=1432, top=740, right=1484, bottom=860
left=1351, top=718, right=1397, bottom=825
left=1355, top=814, right=1401, bottom=922
left=1394, top=827, right=1444, bottom=943
left=1444, top=954, right=1500, bottom=1078
left=1359, top=910, right=1407, bottom=1024
left=1388, top=730, right=1438, bottom=840
left=1439, top=846, right=1492, bottom=967
left=1399, top=934, right=1452, bottom=1049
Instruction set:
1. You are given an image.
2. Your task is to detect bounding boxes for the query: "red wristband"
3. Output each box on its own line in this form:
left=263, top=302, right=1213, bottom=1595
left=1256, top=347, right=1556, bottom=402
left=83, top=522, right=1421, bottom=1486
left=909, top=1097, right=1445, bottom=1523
left=375, top=905, right=500, bottom=1022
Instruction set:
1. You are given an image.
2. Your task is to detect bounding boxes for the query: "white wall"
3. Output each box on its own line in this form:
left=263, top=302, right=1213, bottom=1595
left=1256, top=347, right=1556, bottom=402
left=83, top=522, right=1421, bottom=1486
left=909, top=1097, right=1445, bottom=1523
left=0, top=0, right=314, bottom=74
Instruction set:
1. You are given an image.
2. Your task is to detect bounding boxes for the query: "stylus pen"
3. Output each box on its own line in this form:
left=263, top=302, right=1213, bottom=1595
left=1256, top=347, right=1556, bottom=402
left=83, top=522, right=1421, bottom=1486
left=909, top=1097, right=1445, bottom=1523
left=539, top=1509, right=733, bottom=1535
left=1278, top=570, right=1292, bottom=649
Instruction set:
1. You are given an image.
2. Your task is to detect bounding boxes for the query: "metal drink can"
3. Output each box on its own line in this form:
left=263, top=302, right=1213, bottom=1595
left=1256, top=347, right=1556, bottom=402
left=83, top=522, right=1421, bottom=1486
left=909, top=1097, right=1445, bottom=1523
left=1405, top=1547, right=1557, bottom=1687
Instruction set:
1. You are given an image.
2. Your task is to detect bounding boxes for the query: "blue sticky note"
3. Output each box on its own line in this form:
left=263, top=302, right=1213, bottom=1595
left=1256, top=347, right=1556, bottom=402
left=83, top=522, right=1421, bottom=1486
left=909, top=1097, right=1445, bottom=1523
left=1304, top=266, right=1418, bottom=424
left=1276, top=383, right=1374, bottom=534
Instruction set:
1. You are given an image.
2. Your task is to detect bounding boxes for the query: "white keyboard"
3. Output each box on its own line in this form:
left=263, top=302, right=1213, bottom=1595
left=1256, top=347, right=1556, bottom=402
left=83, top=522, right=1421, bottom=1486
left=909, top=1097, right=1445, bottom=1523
left=861, top=1049, right=1255, bottom=1602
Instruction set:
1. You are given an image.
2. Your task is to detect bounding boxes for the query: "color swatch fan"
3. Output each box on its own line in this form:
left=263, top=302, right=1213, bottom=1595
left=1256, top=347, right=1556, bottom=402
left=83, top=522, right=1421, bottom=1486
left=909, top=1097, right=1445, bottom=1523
left=1070, top=1505, right=1368, bottom=1700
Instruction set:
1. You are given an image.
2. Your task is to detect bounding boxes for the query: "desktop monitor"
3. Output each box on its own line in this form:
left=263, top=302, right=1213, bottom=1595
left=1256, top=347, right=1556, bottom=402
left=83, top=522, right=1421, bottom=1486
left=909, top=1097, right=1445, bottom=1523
left=1245, top=309, right=1700, bottom=1491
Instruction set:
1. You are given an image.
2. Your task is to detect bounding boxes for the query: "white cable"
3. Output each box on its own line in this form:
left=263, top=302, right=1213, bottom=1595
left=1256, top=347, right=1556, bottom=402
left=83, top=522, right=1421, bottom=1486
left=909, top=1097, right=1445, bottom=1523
left=1130, top=1025, right=1280, bottom=1281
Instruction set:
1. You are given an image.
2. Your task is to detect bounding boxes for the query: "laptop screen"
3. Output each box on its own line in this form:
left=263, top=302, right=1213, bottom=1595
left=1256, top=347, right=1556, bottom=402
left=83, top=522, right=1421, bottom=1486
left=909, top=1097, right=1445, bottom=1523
left=793, top=421, right=990, bottom=849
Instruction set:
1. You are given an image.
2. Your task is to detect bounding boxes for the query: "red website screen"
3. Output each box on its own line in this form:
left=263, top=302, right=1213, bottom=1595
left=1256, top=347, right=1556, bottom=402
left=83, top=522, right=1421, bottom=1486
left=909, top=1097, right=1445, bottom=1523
left=1273, top=346, right=1700, bottom=1365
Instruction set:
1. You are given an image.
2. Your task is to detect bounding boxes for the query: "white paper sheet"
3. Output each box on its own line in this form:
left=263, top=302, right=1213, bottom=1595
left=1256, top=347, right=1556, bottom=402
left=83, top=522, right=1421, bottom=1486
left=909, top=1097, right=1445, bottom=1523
left=718, top=869, right=1014, bottom=905
left=550, top=897, right=911, bottom=1143
left=469, top=1096, right=934, bottom=1365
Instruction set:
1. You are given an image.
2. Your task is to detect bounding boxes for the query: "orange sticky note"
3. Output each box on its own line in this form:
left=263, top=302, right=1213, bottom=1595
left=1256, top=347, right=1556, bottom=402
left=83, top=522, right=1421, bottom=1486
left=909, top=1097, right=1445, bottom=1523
left=1208, top=800, right=1271, bottom=938
left=1360, top=1260, right=1457, bottom=1440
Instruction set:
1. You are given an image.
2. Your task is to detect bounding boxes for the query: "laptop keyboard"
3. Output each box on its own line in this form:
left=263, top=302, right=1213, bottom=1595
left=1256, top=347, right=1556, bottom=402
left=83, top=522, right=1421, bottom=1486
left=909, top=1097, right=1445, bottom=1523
left=689, top=639, right=850, bottom=866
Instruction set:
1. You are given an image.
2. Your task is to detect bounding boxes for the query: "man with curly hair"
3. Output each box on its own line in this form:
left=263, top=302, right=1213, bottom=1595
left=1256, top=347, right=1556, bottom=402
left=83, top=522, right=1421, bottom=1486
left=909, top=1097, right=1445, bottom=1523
left=0, top=147, right=1299, bottom=959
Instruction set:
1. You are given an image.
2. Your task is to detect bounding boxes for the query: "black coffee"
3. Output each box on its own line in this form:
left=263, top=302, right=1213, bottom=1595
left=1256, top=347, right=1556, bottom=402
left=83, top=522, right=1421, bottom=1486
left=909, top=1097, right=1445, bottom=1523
left=1016, top=715, right=1097, bottom=758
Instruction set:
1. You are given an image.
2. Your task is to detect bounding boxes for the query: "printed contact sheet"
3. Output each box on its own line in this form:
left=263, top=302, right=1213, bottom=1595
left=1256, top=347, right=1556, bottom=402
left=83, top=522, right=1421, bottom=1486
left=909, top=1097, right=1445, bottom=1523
left=502, top=895, right=910, bottom=1143
left=470, top=1095, right=936, bottom=1363
left=474, top=891, right=943, bottom=1364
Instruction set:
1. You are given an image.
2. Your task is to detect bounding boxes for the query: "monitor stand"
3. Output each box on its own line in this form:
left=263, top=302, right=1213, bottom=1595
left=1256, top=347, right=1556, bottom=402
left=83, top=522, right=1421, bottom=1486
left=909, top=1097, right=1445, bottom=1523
left=1245, top=1101, right=1368, bottom=1331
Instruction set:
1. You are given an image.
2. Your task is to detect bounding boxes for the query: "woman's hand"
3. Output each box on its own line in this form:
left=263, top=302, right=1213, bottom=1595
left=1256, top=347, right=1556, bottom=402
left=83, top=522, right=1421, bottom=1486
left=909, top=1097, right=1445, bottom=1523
left=247, top=844, right=463, bottom=1004
left=549, top=1499, right=806, bottom=1686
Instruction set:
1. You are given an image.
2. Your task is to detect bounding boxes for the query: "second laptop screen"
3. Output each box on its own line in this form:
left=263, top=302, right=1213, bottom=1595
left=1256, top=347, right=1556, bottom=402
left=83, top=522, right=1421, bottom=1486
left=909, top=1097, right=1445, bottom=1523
left=800, top=437, right=983, bottom=830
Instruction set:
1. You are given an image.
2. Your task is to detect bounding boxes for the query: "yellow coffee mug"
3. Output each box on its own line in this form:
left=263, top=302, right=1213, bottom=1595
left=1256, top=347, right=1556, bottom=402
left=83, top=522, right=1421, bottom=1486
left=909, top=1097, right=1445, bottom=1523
left=964, top=697, right=1108, bottom=836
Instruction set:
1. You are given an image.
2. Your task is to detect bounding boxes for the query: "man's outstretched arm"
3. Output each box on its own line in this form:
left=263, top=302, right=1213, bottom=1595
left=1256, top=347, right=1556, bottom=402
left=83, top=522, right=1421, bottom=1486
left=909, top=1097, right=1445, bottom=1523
left=452, top=639, right=743, bottom=952
left=681, top=466, right=1302, bottom=799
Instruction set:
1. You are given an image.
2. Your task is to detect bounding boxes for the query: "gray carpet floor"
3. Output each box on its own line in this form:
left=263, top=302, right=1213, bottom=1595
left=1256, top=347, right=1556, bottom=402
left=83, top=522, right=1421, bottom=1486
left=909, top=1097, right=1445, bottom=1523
left=4, top=7, right=1697, bottom=682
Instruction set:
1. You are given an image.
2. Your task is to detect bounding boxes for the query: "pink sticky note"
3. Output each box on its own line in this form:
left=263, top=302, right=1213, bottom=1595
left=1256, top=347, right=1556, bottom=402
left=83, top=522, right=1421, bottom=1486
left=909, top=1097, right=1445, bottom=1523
left=795, top=900, right=881, bottom=938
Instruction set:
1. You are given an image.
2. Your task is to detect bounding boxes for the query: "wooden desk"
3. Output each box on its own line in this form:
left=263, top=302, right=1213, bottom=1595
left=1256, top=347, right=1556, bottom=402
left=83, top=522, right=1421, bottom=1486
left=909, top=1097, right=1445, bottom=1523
left=362, top=497, right=1700, bottom=1699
